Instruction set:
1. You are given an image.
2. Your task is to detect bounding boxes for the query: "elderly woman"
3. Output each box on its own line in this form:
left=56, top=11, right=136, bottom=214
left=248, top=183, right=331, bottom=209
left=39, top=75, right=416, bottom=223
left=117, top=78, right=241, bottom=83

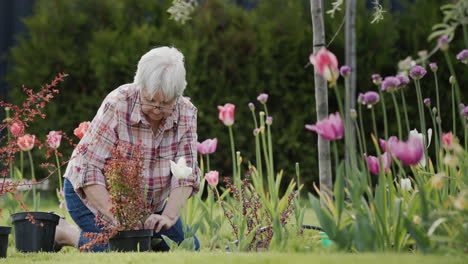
left=54, top=46, right=200, bottom=251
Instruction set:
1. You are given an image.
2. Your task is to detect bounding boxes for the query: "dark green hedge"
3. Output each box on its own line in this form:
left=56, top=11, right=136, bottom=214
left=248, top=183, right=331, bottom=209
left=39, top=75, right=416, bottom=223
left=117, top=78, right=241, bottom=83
left=5, top=0, right=467, bottom=190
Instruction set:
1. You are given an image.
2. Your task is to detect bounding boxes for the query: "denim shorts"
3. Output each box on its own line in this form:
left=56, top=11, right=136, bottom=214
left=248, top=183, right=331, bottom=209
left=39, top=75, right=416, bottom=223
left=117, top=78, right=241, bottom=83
left=64, top=178, right=200, bottom=252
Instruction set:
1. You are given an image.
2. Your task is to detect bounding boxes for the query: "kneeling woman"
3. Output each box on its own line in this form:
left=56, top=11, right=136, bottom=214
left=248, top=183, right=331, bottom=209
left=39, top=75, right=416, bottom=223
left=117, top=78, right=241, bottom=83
left=55, top=46, right=200, bottom=252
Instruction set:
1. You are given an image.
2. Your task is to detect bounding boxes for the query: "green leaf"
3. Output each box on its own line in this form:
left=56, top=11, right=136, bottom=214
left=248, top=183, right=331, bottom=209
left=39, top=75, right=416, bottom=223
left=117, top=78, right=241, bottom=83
left=161, top=235, right=179, bottom=251
left=333, top=162, right=345, bottom=224
left=404, top=217, right=431, bottom=253
left=309, top=193, right=336, bottom=238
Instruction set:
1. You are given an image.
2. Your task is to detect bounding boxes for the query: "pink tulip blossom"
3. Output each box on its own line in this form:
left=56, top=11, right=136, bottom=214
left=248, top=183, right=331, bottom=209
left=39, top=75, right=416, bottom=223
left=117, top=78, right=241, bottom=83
left=309, top=48, right=339, bottom=86
left=442, top=132, right=454, bottom=148
left=217, top=104, right=235, bottom=126
left=205, top=170, right=219, bottom=186
left=364, top=152, right=392, bottom=175
left=9, top=121, right=25, bottom=137
left=17, top=134, right=36, bottom=151
left=74, top=121, right=91, bottom=139
left=197, top=138, right=218, bottom=154
left=305, top=112, right=344, bottom=141
left=379, top=136, right=398, bottom=152
left=46, top=131, right=62, bottom=149
left=389, top=135, right=424, bottom=166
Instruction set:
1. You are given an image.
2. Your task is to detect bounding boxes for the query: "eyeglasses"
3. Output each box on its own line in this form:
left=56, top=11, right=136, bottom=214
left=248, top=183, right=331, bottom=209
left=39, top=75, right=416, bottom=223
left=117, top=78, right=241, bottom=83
left=139, top=96, right=178, bottom=113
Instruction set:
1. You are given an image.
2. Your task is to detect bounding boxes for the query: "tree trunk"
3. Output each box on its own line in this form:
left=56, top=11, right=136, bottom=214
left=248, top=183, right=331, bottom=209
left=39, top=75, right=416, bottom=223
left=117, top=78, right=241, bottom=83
left=345, top=0, right=357, bottom=171
left=310, top=0, right=332, bottom=204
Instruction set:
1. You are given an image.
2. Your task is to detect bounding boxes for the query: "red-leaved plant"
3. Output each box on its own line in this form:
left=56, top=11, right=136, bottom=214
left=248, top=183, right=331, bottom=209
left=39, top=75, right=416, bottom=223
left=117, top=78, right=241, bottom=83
left=0, top=73, right=68, bottom=217
left=80, top=140, right=152, bottom=251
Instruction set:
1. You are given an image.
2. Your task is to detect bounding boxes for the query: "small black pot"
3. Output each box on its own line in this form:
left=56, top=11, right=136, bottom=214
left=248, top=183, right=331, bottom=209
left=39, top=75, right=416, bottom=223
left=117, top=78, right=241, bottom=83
left=0, top=226, right=12, bottom=258
left=11, top=212, right=60, bottom=253
left=109, top=229, right=153, bottom=252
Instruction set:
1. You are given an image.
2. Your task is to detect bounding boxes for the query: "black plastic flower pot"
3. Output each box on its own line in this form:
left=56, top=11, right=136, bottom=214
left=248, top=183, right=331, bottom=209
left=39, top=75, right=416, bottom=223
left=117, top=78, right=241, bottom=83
left=109, top=229, right=153, bottom=252
left=0, top=226, right=12, bottom=258
left=11, top=212, right=60, bottom=253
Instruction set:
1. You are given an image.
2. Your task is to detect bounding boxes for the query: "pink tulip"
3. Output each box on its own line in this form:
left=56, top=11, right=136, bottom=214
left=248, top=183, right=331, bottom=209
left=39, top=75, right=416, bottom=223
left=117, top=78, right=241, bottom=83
left=442, top=132, right=454, bottom=148
left=9, top=121, right=25, bottom=137
left=205, top=170, right=219, bottom=186
left=17, top=134, right=36, bottom=151
left=305, top=112, right=344, bottom=141
left=364, top=152, right=392, bottom=175
left=389, top=135, right=424, bottom=166
left=309, top=48, right=339, bottom=86
left=379, top=136, right=398, bottom=152
left=217, top=104, right=235, bottom=126
left=46, top=131, right=62, bottom=149
left=74, top=121, right=91, bottom=139
left=197, top=138, right=218, bottom=154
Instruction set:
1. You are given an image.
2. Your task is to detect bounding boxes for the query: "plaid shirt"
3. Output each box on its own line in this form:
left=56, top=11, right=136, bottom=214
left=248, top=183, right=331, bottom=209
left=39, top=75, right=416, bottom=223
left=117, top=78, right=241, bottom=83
left=64, top=83, right=200, bottom=214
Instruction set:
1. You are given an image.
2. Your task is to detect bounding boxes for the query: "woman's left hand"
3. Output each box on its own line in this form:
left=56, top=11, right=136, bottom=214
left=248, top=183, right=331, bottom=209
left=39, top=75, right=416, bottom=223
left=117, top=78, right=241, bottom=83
left=144, top=214, right=178, bottom=232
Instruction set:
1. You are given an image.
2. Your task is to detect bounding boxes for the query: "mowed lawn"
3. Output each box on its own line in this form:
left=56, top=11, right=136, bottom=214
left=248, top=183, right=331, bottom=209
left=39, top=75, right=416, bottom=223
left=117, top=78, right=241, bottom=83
left=1, top=251, right=466, bottom=264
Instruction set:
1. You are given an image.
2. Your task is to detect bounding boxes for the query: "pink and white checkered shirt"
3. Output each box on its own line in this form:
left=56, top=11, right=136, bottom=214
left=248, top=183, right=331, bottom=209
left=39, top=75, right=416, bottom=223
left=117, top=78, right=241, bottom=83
left=64, top=83, right=200, bottom=214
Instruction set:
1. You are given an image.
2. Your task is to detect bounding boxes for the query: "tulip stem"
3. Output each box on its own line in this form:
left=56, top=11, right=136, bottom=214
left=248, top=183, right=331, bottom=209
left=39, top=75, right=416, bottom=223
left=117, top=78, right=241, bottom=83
left=378, top=89, right=389, bottom=140
left=371, top=107, right=379, bottom=141
left=391, top=92, right=402, bottom=139
left=55, top=151, right=63, bottom=193
left=198, top=154, right=204, bottom=198
left=332, top=141, right=339, bottom=171
left=333, top=86, right=344, bottom=118
left=354, top=119, right=371, bottom=185
left=28, top=150, right=37, bottom=211
left=400, top=89, right=411, bottom=133
left=228, top=126, right=238, bottom=185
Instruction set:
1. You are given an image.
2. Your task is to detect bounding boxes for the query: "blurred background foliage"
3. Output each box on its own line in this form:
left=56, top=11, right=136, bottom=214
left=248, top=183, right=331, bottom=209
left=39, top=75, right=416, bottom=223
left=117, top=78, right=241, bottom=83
left=4, top=0, right=467, bottom=191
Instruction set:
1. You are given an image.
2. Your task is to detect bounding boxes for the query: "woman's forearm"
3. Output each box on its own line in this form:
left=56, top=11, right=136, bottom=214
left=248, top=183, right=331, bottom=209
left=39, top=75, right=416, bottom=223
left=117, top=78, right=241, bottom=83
left=82, top=184, right=115, bottom=223
left=162, top=186, right=193, bottom=221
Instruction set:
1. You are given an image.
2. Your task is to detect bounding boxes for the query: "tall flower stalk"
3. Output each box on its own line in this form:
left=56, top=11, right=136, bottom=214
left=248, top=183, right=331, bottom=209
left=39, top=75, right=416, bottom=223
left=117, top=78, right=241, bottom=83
left=391, top=92, right=403, bottom=139
left=410, top=66, right=428, bottom=142
left=249, top=103, right=263, bottom=179
left=218, top=103, right=238, bottom=184
left=400, top=89, right=411, bottom=133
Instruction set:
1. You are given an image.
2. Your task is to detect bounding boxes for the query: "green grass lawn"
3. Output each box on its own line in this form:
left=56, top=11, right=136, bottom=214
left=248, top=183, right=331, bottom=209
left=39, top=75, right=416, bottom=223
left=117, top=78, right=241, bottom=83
left=1, top=252, right=466, bottom=264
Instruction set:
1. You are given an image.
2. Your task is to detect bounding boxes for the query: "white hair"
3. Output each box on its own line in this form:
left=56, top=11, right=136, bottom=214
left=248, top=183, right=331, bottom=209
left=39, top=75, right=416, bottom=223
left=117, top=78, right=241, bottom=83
left=134, top=46, right=187, bottom=100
